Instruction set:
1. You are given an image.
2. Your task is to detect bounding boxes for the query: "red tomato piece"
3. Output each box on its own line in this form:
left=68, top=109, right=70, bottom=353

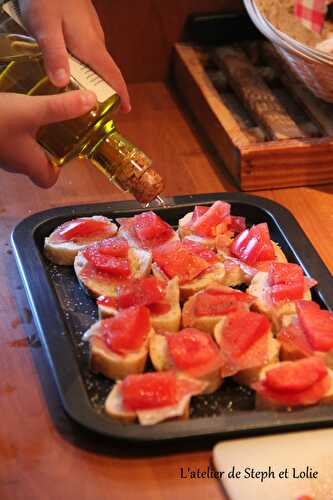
left=102, top=306, right=150, bottom=355
left=97, top=237, right=128, bottom=258
left=191, top=206, right=209, bottom=224
left=194, top=287, right=252, bottom=317
left=191, top=201, right=231, bottom=237
left=277, top=321, right=313, bottom=356
left=117, top=277, right=165, bottom=309
left=97, top=295, right=117, bottom=308
left=230, top=223, right=275, bottom=265
left=268, top=262, right=304, bottom=287
left=264, top=357, right=327, bottom=393
left=270, top=283, right=305, bottom=304
left=148, top=302, right=171, bottom=315
left=220, top=311, right=270, bottom=358
left=121, top=372, right=177, bottom=410
left=83, top=246, right=131, bottom=277
left=167, top=328, right=221, bottom=376
left=297, top=301, right=333, bottom=352
left=132, top=211, right=174, bottom=247
left=153, top=242, right=211, bottom=284
left=182, top=239, right=219, bottom=264
left=50, top=217, right=113, bottom=242
left=229, top=215, right=246, bottom=234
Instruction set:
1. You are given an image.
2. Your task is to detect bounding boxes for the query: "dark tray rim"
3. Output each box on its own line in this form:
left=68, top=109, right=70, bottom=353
left=11, top=192, right=333, bottom=443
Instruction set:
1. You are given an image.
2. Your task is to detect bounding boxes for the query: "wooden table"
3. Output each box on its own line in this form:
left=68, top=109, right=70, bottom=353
left=1, top=82, right=333, bottom=500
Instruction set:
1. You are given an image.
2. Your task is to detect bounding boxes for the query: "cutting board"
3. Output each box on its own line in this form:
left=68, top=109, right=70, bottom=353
left=213, top=429, right=333, bottom=500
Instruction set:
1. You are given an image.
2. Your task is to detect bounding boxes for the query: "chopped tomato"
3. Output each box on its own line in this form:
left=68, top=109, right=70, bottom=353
left=268, top=263, right=305, bottom=303
left=167, top=328, right=221, bottom=376
left=277, top=321, right=313, bottom=356
left=264, top=357, right=327, bottom=393
left=97, top=237, right=128, bottom=257
left=297, top=301, right=333, bottom=352
left=230, top=223, right=275, bottom=265
left=102, top=306, right=150, bottom=355
left=194, top=287, right=252, bottom=317
left=50, top=217, right=114, bottom=242
left=191, top=205, right=209, bottom=223
left=117, top=277, right=165, bottom=309
left=121, top=372, right=177, bottom=410
left=148, top=302, right=171, bottom=315
left=132, top=211, right=174, bottom=248
left=153, top=241, right=211, bottom=284
left=229, top=215, right=246, bottom=234
left=97, top=295, right=117, bottom=308
left=182, top=239, right=219, bottom=264
left=191, top=201, right=231, bottom=237
left=220, top=311, right=270, bottom=358
left=83, top=246, right=130, bottom=277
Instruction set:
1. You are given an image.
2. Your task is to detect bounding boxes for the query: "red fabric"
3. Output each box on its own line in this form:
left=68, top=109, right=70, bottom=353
left=294, top=0, right=327, bottom=33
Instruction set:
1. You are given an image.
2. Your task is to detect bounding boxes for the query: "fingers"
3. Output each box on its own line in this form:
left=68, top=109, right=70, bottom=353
left=24, top=3, right=70, bottom=87
left=28, top=90, right=97, bottom=127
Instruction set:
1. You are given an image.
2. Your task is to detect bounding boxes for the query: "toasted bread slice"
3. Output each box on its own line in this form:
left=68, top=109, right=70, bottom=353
left=83, top=321, right=153, bottom=380
left=98, top=277, right=181, bottom=334
left=214, top=316, right=279, bottom=385
left=74, top=247, right=152, bottom=298
left=255, top=365, right=333, bottom=411
left=182, top=286, right=253, bottom=335
left=152, top=262, right=226, bottom=303
left=44, top=216, right=117, bottom=265
left=149, top=334, right=223, bottom=394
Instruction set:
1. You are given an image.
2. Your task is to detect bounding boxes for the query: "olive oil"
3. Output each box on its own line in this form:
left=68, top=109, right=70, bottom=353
left=0, top=2, right=164, bottom=203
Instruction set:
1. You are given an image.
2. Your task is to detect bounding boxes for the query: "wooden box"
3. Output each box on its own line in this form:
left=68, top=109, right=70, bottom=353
left=173, top=42, right=333, bottom=190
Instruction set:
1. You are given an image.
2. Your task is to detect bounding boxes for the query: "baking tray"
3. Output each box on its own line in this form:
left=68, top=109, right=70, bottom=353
left=11, top=193, right=333, bottom=443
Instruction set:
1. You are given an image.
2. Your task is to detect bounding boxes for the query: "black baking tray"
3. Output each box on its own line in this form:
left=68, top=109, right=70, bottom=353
left=11, top=193, right=333, bottom=443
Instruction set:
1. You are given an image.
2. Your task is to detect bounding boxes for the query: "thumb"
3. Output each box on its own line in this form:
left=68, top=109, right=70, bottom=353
left=28, top=90, right=97, bottom=128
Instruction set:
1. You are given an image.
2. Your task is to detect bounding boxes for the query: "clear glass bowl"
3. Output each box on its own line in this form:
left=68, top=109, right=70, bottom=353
left=244, top=0, right=333, bottom=102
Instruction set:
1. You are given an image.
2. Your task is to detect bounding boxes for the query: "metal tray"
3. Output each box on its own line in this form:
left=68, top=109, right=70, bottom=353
left=11, top=193, right=333, bottom=443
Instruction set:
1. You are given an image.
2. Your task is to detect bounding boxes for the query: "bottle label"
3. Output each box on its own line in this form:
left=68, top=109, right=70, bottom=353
left=2, top=1, right=117, bottom=102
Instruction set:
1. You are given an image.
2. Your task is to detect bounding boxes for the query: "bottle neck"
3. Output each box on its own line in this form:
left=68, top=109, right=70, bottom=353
left=91, top=129, right=164, bottom=203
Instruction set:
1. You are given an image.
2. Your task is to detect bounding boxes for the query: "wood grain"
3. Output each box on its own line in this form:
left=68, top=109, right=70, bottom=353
left=1, top=82, right=333, bottom=500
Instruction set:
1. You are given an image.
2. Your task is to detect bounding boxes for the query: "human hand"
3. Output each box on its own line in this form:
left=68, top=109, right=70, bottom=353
left=18, top=0, right=131, bottom=112
left=0, top=90, right=96, bottom=188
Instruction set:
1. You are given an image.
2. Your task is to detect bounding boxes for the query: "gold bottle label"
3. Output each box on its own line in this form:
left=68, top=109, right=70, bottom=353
left=2, top=0, right=117, bottom=102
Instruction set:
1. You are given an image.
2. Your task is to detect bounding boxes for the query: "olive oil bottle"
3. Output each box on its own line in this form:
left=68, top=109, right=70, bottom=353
left=0, top=2, right=164, bottom=203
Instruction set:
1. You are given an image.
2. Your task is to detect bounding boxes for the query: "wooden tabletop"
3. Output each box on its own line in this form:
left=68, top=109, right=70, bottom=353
left=1, top=81, right=333, bottom=500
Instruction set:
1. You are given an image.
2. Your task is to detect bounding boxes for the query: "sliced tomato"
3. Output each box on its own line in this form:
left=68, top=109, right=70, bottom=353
left=297, top=301, right=333, bottom=352
left=191, top=205, right=209, bottom=224
left=132, top=211, right=174, bottom=248
left=219, top=311, right=270, bottom=358
left=229, top=215, right=246, bottom=234
left=97, top=237, right=128, bottom=257
left=117, top=277, right=165, bottom=309
left=182, top=239, right=219, bottom=264
left=268, top=262, right=304, bottom=287
left=167, top=328, right=221, bottom=376
left=230, top=223, right=275, bottom=265
left=121, top=372, right=177, bottom=410
left=277, top=321, right=313, bottom=356
left=148, top=302, right=171, bottom=315
left=194, top=287, right=252, bottom=317
left=102, top=305, right=150, bottom=355
left=50, top=217, right=113, bottom=242
left=83, top=247, right=130, bottom=277
left=264, top=357, right=327, bottom=393
left=270, top=283, right=305, bottom=304
left=191, top=201, right=231, bottom=237
left=153, top=242, right=211, bottom=284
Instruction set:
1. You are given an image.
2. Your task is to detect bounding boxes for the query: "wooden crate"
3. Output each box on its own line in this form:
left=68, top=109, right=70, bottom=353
left=173, top=42, right=333, bottom=190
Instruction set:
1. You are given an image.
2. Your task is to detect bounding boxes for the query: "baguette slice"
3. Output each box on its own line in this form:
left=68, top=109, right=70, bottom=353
left=74, top=247, right=152, bottom=298
left=98, top=276, right=181, bottom=334
left=214, top=316, right=279, bottom=385
left=44, top=216, right=118, bottom=265
left=247, top=271, right=312, bottom=332
left=254, top=361, right=333, bottom=410
left=105, top=374, right=206, bottom=425
left=182, top=286, right=254, bottom=335
left=149, top=333, right=222, bottom=394
left=152, top=262, right=226, bottom=302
